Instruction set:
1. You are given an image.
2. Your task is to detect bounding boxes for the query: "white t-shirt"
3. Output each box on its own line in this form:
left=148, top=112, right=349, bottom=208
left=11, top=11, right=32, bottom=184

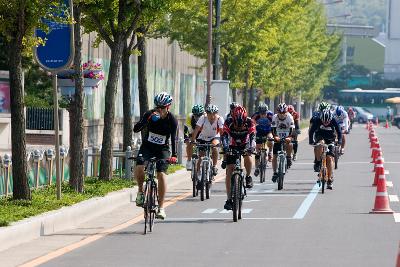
left=196, top=115, right=224, bottom=141
left=271, top=113, right=295, bottom=138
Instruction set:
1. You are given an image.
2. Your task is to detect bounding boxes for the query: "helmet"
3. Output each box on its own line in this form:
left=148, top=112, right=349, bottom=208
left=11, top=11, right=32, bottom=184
left=320, top=109, right=333, bottom=125
left=287, top=105, right=295, bottom=114
left=318, top=102, right=330, bottom=112
left=335, top=105, right=344, bottom=116
left=192, top=104, right=205, bottom=116
left=258, top=103, right=268, bottom=114
left=277, top=103, right=288, bottom=113
left=348, top=106, right=353, bottom=111
left=330, top=104, right=337, bottom=112
left=205, top=104, right=218, bottom=113
left=154, top=92, right=173, bottom=107
left=232, top=106, right=247, bottom=127
left=230, top=102, right=240, bottom=110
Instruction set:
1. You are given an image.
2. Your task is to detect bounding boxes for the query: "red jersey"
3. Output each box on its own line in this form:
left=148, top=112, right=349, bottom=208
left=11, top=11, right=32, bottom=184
left=222, top=117, right=256, bottom=147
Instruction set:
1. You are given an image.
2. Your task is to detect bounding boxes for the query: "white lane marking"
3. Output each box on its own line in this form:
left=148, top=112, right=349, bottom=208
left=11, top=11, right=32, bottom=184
left=252, top=189, right=274, bottom=193
left=164, top=217, right=294, bottom=221
left=389, top=195, right=399, bottom=202
left=385, top=170, right=390, bottom=175
left=394, top=213, right=400, bottom=223
left=220, top=209, right=231, bottom=213
left=242, top=209, right=253, bottom=214
left=386, top=181, right=393, bottom=187
left=292, top=183, right=320, bottom=219
left=202, top=209, right=218, bottom=214
left=211, top=194, right=307, bottom=197
left=243, top=200, right=261, bottom=203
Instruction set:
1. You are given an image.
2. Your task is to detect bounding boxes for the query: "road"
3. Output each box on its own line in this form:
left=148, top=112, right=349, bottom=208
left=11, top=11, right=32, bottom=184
left=9, top=125, right=400, bottom=266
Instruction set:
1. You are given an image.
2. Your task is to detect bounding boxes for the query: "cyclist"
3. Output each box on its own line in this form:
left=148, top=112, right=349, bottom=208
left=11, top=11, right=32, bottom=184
left=184, top=105, right=205, bottom=170
left=191, top=104, right=224, bottom=178
left=133, top=92, right=178, bottom=220
left=347, top=106, right=356, bottom=131
left=309, top=109, right=342, bottom=189
left=287, top=105, right=301, bottom=161
left=310, top=102, right=331, bottom=164
left=271, top=103, right=295, bottom=182
left=251, top=103, right=273, bottom=176
left=333, top=106, right=349, bottom=155
left=221, top=105, right=256, bottom=210
left=221, top=102, right=240, bottom=170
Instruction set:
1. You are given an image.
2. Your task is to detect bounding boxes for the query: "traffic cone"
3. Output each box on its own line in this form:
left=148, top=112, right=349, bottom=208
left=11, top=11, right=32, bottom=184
left=372, top=155, right=383, bottom=172
left=372, top=161, right=385, bottom=186
left=375, top=117, right=379, bottom=126
left=385, top=120, right=389, bottom=128
left=370, top=172, right=393, bottom=214
left=371, top=142, right=380, bottom=158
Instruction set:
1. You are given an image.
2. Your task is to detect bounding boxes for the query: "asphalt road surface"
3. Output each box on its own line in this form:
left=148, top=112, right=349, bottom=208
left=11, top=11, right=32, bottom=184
left=32, top=125, right=400, bottom=266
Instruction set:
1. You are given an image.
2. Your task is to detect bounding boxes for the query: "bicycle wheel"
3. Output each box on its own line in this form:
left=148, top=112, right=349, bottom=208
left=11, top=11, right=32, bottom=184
left=231, top=173, right=241, bottom=222
left=277, top=157, right=285, bottom=190
left=321, top=168, right=326, bottom=194
left=238, top=176, right=244, bottom=220
left=143, top=182, right=150, bottom=234
left=191, top=159, right=197, bottom=197
left=259, top=152, right=265, bottom=183
left=205, top=163, right=211, bottom=200
left=149, top=182, right=157, bottom=232
left=200, top=162, right=207, bottom=201
left=334, top=148, right=339, bottom=170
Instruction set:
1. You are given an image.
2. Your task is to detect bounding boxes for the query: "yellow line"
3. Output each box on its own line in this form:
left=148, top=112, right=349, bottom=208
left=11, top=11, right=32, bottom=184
left=19, top=191, right=192, bottom=267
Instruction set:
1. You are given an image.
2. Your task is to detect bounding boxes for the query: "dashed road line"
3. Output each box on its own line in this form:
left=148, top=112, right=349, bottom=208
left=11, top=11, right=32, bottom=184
left=241, top=209, right=253, bottom=214
left=202, top=209, right=218, bottom=214
left=386, top=181, right=393, bottom=188
left=389, top=195, right=399, bottom=202
left=393, top=213, right=400, bottom=223
left=219, top=209, right=231, bottom=214
left=292, top=183, right=320, bottom=219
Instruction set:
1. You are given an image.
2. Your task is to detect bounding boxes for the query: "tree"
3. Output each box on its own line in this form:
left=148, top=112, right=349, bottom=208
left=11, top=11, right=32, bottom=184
left=0, top=0, right=68, bottom=199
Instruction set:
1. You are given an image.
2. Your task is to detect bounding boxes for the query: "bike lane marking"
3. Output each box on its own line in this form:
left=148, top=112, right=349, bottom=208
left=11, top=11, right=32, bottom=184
left=389, top=195, right=399, bottom=202
left=202, top=209, right=218, bottom=214
left=393, top=213, right=400, bottom=223
left=292, top=182, right=321, bottom=219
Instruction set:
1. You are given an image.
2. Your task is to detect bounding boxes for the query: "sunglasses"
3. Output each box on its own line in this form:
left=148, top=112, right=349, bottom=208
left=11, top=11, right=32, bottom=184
left=156, top=106, right=168, bottom=110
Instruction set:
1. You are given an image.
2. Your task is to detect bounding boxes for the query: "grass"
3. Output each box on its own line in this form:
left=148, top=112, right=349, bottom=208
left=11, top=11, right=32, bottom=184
left=0, top=177, right=135, bottom=227
left=0, top=164, right=185, bottom=227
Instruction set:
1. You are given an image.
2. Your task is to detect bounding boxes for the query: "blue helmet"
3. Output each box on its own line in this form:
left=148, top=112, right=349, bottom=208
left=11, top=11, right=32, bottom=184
left=335, top=106, right=344, bottom=117
left=154, top=92, right=173, bottom=107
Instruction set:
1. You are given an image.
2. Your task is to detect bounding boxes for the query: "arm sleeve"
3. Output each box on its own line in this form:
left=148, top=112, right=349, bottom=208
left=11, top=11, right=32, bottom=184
left=133, top=111, right=152, bottom=133
left=309, top=121, right=318, bottom=144
left=333, top=120, right=342, bottom=143
left=170, top=115, right=179, bottom=157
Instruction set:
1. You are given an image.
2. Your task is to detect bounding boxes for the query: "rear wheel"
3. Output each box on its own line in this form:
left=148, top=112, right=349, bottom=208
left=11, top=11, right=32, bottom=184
left=143, top=183, right=150, bottom=234
left=334, top=149, right=339, bottom=170
left=232, top=174, right=240, bottom=222
left=321, top=167, right=326, bottom=194
left=149, top=182, right=157, bottom=232
left=191, top=160, right=197, bottom=197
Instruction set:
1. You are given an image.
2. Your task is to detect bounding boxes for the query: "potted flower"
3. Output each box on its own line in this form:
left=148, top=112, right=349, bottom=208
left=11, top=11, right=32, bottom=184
left=58, top=60, right=104, bottom=87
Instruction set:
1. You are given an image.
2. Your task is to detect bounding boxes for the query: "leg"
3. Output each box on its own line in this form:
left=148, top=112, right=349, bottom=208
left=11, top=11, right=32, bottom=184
left=225, top=164, right=234, bottom=199
left=186, top=142, right=193, bottom=161
left=157, top=171, right=166, bottom=208
left=134, top=165, right=145, bottom=192
left=211, top=139, right=219, bottom=167
left=267, top=133, right=273, bottom=161
left=244, top=155, right=252, bottom=177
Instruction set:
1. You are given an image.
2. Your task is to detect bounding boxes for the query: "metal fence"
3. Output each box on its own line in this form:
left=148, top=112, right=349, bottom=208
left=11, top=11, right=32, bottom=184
left=26, top=107, right=54, bottom=130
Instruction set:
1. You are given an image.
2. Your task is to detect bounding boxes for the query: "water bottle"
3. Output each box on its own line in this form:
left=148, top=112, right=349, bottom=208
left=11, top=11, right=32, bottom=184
left=151, top=112, right=160, bottom=122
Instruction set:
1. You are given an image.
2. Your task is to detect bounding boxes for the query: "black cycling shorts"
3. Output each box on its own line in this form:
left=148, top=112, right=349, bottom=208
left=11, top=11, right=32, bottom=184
left=273, top=142, right=286, bottom=155
left=226, top=146, right=250, bottom=165
left=255, top=132, right=271, bottom=144
left=136, top=142, right=170, bottom=172
left=196, top=138, right=219, bottom=152
left=314, top=133, right=335, bottom=157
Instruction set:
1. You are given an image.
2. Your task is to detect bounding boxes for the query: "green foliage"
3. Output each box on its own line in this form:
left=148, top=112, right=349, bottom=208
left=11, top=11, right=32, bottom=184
left=0, top=177, right=135, bottom=226
left=165, top=164, right=184, bottom=175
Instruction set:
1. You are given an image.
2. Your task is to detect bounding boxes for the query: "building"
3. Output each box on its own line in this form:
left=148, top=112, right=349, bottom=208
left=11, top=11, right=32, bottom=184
left=384, top=0, right=400, bottom=80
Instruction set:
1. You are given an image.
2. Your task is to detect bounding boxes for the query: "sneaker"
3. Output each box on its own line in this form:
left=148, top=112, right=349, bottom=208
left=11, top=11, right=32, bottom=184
left=156, top=208, right=166, bottom=220
left=254, top=168, right=260, bottom=177
left=327, top=179, right=333, bottom=190
left=245, top=175, right=253, bottom=188
left=313, top=161, right=321, bottom=172
left=135, top=192, right=145, bottom=207
left=186, top=160, right=192, bottom=170
left=287, top=157, right=292, bottom=169
left=272, top=172, right=278, bottom=183
left=212, top=166, right=218, bottom=176
left=224, top=199, right=233, bottom=210
left=268, top=153, right=272, bottom=162
left=293, top=154, right=297, bottom=161
left=221, top=160, right=227, bottom=169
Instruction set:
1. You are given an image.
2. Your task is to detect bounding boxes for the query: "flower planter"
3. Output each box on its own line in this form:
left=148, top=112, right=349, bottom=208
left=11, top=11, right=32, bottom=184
left=57, top=78, right=101, bottom=87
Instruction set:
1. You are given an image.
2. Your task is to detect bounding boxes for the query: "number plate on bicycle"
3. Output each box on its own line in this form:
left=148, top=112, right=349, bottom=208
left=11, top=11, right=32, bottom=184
left=148, top=132, right=166, bottom=145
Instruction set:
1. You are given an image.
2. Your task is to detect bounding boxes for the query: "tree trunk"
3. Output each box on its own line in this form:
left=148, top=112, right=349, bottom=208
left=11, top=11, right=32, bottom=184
left=8, top=7, right=30, bottom=200
left=243, top=69, right=249, bottom=110
left=137, top=32, right=148, bottom=139
left=69, top=4, right=85, bottom=192
left=122, top=41, right=132, bottom=151
left=249, top=83, right=255, bottom=115
left=99, top=39, right=124, bottom=180
left=222, top=56, right=236, bottom=102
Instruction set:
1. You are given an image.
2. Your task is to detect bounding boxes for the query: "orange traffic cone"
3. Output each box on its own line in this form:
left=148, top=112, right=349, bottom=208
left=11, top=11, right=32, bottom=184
left=372, top=155, right=383, bottom=172
left=385, top=120, right=389, bottom=128
left=372, top=161, right=385, bottom=186
left=370, top=172, right=393, bottom=214
left=375, top=117, right=379, bottom=126
left=371, top=142, right=380, bottom=158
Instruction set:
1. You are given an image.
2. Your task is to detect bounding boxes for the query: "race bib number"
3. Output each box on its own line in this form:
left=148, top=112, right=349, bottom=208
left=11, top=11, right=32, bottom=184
left=276, top=130, right=289, bottom=138
left=148, top=132, right=166, bottom=145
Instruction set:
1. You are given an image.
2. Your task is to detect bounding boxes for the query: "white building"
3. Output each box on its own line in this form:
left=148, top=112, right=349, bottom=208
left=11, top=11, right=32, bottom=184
left=384, top=0, right=400, bottom=80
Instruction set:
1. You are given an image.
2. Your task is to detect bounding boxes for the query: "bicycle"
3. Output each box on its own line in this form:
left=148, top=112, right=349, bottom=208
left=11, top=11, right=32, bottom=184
left=194, top=142, right=219, bottom=201
left=270, top=138, right=288, bottom=191
left=313, top=143, right=330, bottom=194
left=186, top=139, right=199, bottom=198
left=129, top=156, right=169, bottom=234
left=256, top=140, right=268, bottom=184
left=333, top=141, right=340, bottom=170
left=221, top=148, right=252, bottom=222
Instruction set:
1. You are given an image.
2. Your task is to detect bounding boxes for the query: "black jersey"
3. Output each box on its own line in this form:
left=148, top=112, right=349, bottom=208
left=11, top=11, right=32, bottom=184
left=133, top=109, right=179, bottom=156
left=309, top=117, right=342, bottom=144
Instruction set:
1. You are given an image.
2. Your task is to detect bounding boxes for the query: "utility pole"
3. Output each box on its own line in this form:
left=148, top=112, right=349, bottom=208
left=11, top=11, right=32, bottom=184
left=206, top=0, right=213, bottom=106
left=214, top=0, right=221, bottom=80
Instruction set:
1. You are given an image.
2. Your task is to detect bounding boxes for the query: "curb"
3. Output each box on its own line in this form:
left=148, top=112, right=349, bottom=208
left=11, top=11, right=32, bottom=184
left=0, top=187, right=137, bottom=252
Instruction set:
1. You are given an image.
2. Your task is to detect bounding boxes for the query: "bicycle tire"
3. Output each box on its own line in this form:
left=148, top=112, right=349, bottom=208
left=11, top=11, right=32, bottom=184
left=232, top=173, right=241, bottom=222
left=238, top=175, right=243, bottom=220
left=200, top=161, right=207, bottom=201
left=143, top=182, right=150, bottom=234
left=260, top=152, right=266, bottom=183
left=191, top=159, right=197, bottom=197
left=277, top=156, right=285, bottom=190
left=205, top=164, right=211, bottom=200
left=149, top=182, right=157, bottom=232
left=321, top=168, right=326, bottom=194
left=334, top=148, right=339, bottom=170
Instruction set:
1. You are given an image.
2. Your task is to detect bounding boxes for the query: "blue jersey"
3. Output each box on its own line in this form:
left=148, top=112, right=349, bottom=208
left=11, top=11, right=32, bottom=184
left=251, top=112, right=272, bottom=134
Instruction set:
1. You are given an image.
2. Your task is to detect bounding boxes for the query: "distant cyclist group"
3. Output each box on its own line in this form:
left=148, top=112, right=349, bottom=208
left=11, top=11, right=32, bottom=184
left=131, top=91, right=351, bottom=221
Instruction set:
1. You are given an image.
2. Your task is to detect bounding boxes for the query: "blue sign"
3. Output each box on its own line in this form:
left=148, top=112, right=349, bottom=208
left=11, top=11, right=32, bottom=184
left=35, top=0, right=74, bottom=72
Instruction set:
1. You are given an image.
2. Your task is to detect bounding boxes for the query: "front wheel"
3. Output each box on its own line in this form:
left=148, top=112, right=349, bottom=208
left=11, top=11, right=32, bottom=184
left=231, top=173, right=241, bottom=222
left=191, top=160, right=198, bottom=197
left=205, top=165, right=211, bottom=199
left=200, top=161, right=208, bottom=201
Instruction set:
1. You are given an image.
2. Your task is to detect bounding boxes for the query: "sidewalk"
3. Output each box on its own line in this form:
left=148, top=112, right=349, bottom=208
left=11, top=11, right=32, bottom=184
left=0, top=166, right=223, bottom=267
